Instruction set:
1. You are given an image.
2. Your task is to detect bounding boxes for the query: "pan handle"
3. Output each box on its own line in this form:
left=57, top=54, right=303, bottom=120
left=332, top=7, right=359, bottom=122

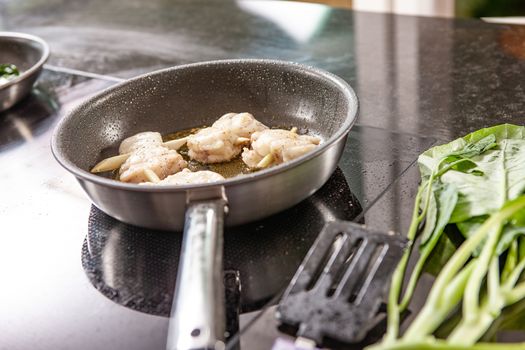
left=167, top=196, right=227, bottom=350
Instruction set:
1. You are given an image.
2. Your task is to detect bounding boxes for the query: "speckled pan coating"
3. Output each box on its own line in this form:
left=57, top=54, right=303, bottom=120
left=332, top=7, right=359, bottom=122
left=51, top=59, right=358, bottom=230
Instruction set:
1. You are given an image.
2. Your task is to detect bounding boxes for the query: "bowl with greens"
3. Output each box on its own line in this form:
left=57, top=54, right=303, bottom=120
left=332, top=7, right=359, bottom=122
left=0, top=32, right=49, bottom=112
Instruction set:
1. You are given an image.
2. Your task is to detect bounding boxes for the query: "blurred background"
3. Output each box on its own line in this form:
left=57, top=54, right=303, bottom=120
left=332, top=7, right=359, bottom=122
left=294, top=0, right=525, bottom=22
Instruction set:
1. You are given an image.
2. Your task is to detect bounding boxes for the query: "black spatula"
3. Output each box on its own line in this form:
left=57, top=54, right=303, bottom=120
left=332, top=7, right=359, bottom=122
left=275, top=221, right=406, bottom=348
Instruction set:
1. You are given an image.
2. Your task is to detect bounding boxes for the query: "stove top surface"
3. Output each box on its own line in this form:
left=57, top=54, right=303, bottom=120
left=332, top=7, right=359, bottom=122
left=83, top=167, right=362, bottom=318
left=0, top=68, right=434, bottom=349
left=3, top=0, right=525, bottom=348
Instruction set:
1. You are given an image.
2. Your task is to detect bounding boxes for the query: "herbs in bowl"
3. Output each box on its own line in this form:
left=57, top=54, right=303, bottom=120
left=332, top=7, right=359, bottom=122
left=0, top=64, right=20, bottom=85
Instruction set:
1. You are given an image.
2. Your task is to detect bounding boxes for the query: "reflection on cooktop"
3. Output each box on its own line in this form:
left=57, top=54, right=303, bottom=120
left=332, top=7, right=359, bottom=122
left=0, top=88, right=57, bottom=151
left=82, top=168, right=362, bottom=317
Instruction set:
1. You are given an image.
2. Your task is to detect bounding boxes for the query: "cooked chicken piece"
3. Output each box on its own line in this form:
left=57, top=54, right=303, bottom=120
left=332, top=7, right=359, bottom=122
left=241, top=129, right=321, bottom=169
left=91, top=132, right=188, bottom=174
left=118, top=132, right=187, bottom=183
left=142, top=168, right=225, bottom=185
left=187, top=112, right=268, bottom=164
left=119, top=131, right=163, bottom=154
left=211, top=112, right=268, bottom=138
left=120, top=147, right=187, bottom=183
left=187, top=127, right=240, bottom=164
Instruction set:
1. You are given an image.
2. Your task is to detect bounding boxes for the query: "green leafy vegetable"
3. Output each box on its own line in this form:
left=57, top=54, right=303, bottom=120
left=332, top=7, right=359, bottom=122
left=423, top=232, right=458, bottom=277
left=421, top=183, right=458, bottom=247
left=369, top=124, right=525, bottom=350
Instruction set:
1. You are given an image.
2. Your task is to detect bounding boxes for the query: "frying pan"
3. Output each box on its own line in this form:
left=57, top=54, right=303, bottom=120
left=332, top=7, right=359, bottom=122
left=51, top=59, right=358, bottom=350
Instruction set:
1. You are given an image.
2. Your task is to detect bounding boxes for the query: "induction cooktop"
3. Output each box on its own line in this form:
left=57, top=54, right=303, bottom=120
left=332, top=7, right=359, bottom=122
left=0, top=67, right=435, bottom=350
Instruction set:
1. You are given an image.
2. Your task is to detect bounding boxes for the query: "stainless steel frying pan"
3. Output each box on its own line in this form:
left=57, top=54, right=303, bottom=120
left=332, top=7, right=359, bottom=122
left=51, top=59, right=358, bottom=350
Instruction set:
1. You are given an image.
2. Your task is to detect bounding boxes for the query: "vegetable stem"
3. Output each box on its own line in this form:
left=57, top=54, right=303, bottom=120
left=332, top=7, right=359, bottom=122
left=502, top=240, right=518, bottom=284
left=503, top=258, right=525, bottom=291
left=376, top=125, right=525, bottom=350
left=399, top=234, right=437, bottom=310
left=384, top=184, right=425, bottom=342
left=368, top=339, right=525, bottom=350
left=403, top=197, right=525, bottom=342
left=447, top=198, right=525, bottom=344
left=505, top=282, right=525, bottom=305
left=402, top=261, right=474, bottom=340
left=462, top=226, right=501, bottom=321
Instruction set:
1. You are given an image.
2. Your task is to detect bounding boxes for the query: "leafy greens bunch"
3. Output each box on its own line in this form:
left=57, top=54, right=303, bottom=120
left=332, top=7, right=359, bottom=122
left=370, top=124, right=525, bottom=349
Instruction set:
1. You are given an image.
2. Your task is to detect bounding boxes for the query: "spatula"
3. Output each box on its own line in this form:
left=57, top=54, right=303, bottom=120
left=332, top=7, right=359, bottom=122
left=275, top=221, right=406, bottom=348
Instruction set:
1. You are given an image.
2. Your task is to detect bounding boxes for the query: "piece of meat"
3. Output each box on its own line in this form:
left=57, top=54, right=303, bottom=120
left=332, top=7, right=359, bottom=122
left=118, top=131, right=187, bottom=183
left=119, top=131, right=163, bottom=154
left=241, top=129, right=321, bottom=168
left=211, top=112, right=268, bottom=138
left=187, top=112, right=268, bottom=164
left=142, top=168, right=225, bottom=185
left=187, top=127, right=240, bottom=164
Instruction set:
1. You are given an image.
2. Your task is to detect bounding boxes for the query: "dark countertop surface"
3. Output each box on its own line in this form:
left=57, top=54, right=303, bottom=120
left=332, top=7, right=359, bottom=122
left=0, top=1, right=524, bottom=349
left=4, top=0, right=525, bottom=140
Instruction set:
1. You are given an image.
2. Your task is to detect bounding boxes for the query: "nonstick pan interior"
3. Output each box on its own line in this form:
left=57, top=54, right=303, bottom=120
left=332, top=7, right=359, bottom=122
left=52, top=59, right=358, bottom=230
left=54, top=60, right=355, bottom=176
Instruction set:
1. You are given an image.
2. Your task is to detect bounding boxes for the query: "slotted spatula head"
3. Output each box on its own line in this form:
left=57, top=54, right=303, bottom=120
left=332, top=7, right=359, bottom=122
left=276, top=221, right=406, bottom=345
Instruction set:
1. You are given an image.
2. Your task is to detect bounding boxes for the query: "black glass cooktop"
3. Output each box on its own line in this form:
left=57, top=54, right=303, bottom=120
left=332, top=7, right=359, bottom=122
left=4, top=0, right=525, bottom=348
left=82, top=167, right=362, bottom=315
left=0, top=67, right=435, bottom=350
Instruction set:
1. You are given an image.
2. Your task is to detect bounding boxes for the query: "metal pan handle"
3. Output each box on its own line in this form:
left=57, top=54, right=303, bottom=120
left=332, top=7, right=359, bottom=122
left=167, top=192, right=227, bottom=350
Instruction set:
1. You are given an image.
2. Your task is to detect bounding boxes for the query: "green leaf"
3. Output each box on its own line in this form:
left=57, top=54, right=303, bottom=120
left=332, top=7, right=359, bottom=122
left=423, top=184, right=459, bottom=246
left=423, top=232, right=459, bottom=277
left=440, top=156, right=478, bottom=174
left=443, top=138, right=525, bottom=223
left=456, top=217, right=488, bottom=238
left=418, top=124, right=525, bottom=178
left=449, top=134, right=497, bottom=159
left=497, top=226, right=525, bottom=256
left=463, top=124, right=525, bottom=142
left=456, top=216, right=525, bottom=257
left=420, top=190, right=438, bottom=245
left=456, top=216, right=488, bottom=256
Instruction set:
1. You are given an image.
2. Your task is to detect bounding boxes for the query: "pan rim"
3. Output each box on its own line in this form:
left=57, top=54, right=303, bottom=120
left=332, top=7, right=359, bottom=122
left=51, top=59, right=358, bottom=192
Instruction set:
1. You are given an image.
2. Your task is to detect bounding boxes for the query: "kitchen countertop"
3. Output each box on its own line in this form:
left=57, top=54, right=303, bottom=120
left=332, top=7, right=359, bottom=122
left=1, top=1, right=525, bottom=349
left=4, top=0, right=525, bottom=140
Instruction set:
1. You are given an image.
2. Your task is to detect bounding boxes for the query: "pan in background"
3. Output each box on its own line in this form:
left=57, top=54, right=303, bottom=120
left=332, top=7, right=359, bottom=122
left=0, top=32, right=50, bottom=112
